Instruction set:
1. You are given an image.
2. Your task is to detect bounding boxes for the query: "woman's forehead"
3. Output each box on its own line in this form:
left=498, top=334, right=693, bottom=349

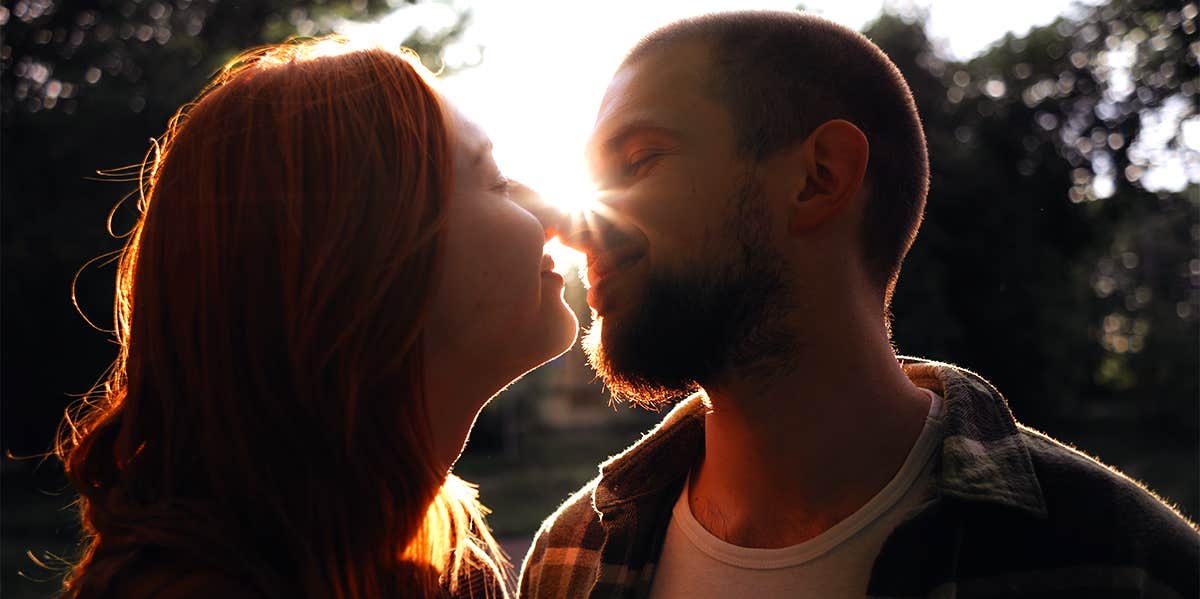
left=443, top=98, right=493, bottom=161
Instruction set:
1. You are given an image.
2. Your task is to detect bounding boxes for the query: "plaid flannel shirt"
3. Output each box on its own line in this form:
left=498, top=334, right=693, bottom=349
left=519, top=359, right=1199, bottom=598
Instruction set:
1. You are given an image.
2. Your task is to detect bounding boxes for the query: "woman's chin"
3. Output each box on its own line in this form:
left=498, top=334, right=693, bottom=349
left=525, top=311, right=580, bottom=372
left=552, top=307, right=581, bottom=355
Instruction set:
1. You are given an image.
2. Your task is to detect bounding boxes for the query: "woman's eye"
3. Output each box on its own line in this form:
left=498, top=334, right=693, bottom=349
left=490, top=176, right=513, bottom=194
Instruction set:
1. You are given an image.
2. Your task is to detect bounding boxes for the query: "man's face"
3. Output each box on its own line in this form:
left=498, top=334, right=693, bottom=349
left=578, top=41, right=793, bottom=406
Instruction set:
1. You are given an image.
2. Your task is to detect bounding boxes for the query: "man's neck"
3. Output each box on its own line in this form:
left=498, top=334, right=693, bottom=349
left=689, top=305, right=931, bottom=549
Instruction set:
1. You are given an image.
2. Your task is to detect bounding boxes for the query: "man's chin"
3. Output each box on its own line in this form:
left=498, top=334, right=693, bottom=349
left=582, top=317, right=698, bottom=410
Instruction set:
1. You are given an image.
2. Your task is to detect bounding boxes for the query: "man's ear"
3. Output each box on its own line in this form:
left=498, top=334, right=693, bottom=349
left=787, top=119, right=869, bottom=234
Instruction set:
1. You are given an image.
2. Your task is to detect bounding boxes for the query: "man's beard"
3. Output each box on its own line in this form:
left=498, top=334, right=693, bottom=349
left=582, top=178, right=795, bottom=409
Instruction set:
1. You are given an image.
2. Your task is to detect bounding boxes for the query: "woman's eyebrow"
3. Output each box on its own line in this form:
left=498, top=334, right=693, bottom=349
left=472, top=140, right=494, bottom=166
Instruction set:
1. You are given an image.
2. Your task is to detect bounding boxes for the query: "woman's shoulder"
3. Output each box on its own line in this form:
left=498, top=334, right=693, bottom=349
left=108, top=552, right=260, bottom=599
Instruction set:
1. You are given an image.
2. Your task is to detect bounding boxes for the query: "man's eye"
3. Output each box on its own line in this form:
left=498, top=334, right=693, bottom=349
left=622, top=152, right=661, bottom=177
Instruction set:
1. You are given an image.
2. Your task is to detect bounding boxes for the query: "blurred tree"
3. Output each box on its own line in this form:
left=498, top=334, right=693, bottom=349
left=1, top=0, right=469, bottom=455
left=1015, top=0, right=1199, bottom=424
left=873, top=0, right=1197, bottom=429
left=2, top=0, right=468, bottom=116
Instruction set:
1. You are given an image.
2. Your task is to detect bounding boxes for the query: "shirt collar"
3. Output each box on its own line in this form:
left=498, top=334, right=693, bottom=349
left=594, top=393, right=704, bottom=510
left=901, top=358, right=1048, bottom=517
left=593, top=358, right=1047, bottom=517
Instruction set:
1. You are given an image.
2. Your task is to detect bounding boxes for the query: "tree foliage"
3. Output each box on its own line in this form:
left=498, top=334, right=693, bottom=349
left=1, top=0, right=469, bottom=115
left=873, top=0, right=1197, bottom=426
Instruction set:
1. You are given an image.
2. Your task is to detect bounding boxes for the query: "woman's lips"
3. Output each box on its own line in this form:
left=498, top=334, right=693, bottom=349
left=541, top=254, right=564, bottom=286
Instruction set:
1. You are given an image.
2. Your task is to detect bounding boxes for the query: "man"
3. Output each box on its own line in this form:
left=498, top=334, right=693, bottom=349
left=519, top=10, right=1198, bottom=599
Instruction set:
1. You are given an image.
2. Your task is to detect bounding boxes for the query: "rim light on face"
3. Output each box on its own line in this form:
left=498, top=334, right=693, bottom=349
left=484, top=130, right=603, bottom=274
left=530, top=186, right=600, bottom=276
left=544, top=238, right=584, bottom=276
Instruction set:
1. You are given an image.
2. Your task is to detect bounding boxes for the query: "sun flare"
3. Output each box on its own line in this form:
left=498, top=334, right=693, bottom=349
left=490, top=138, right=597, bottom=275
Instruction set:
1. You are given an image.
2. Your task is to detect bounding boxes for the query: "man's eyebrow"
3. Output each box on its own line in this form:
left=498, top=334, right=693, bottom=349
left=586, top=120, right=680, bottom=160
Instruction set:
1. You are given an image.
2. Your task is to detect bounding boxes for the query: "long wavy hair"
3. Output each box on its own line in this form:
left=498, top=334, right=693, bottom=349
left=57, top=39, right=507, bottom=598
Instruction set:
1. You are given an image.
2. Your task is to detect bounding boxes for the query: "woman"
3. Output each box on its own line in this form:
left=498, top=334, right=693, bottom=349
left=56, top=38, right=578, bottom=598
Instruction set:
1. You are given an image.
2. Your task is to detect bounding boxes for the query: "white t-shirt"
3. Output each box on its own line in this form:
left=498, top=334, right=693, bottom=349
left=647, top=389, right=944, bottom=599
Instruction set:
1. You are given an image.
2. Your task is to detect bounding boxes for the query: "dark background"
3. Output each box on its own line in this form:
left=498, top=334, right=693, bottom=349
left=3, top=1, right=1197, bottom=597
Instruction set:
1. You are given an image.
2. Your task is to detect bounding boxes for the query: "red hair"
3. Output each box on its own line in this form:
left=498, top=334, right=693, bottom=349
left=58, top=39, right=506, bottom=598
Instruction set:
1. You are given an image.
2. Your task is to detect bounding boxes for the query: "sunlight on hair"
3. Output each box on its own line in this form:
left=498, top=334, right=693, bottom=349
left=247, top=35, right=430, bottom=78
left=255, top=36, right=362, bottom=65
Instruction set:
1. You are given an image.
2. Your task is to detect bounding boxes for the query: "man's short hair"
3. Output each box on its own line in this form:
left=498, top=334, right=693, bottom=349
left=624, top=10, right=930, bottom=304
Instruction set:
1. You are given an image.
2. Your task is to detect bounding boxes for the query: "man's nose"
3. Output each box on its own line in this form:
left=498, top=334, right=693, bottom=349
left=556, top=211, right=603, bottom=254
left=509, top=180, right=567, bottom=242
left=557, top=207, right=639, bottom=257
left=509, top=181, right=628, bottom=255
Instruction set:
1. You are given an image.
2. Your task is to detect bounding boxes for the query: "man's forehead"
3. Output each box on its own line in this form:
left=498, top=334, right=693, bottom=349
left=591, top=42, right=715, bottom=144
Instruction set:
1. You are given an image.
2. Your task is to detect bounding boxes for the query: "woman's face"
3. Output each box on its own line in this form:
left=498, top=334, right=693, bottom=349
left=423, top=100, right=578, bottom=462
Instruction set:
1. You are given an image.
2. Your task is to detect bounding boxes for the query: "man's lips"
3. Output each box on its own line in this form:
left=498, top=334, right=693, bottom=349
left=585, top=250, right=644, bottom=290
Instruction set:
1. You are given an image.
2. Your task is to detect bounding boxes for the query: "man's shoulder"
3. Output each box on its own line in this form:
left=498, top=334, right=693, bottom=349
left=949, top=425, right=1200, bottom=595
left=518, top=476, right=607, bottom=598
left=1017, top=425, right=1196, bottom=538
left=518, top=398, right=704, bottom=598
left=917, top=357, right=1197, bottom=543
left=521, top=394, right=704, bottom=566
left=532, top=474, right=605, bottom=547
